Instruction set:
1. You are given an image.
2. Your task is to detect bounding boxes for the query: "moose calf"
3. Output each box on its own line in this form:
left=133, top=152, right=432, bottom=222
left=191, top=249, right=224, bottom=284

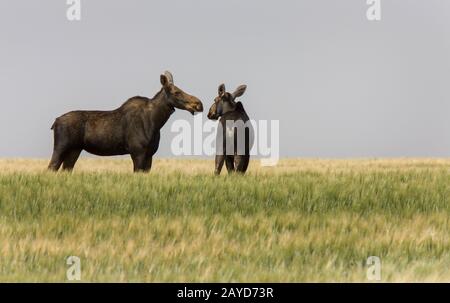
left=207, top=84, right=253, bottom=175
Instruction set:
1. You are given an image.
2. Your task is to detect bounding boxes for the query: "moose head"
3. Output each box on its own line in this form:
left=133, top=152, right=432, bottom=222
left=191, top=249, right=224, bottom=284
left=207, top=83, right=247, bottom=120
left=161, top=71, right=203, bottom=115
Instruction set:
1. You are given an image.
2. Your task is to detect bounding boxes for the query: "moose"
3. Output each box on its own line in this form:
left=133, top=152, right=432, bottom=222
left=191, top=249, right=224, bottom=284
left=48, top=71, right=203, bottom=172
left=207, top=83, right=253, bottom=175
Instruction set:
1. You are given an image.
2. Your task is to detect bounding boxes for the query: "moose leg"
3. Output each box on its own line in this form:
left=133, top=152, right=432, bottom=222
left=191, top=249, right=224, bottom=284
left=62, top=149, right=82, bottom=171
left=130, top=152, right=147, bottom=172
left=142, top=156, right=153, bottom=172
left=48, top=125, right=72, bottom=172
left=48, top=137, right=71, bottom=171
left=225, top=156, right=235, bottom=174
left=48, top=149, right=65, bottom=171
left=234, top=155, right=250, bottom=174
left=215, top=155, right=225, bottom=175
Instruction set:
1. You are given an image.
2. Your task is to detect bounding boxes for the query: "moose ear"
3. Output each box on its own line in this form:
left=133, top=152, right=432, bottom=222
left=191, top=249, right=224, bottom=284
left=218, top=84, right=226, bottom=96
left=232, top=85, right=247, bottom=99
left=160, top=74, right=170, bottom=87
left=164, top=71, right=174, bottom=84
left=161, top=71, right=174, bottom=87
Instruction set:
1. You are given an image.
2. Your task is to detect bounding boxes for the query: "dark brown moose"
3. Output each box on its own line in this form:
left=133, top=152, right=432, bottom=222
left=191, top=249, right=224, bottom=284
left=48, top=71, right=203, bottom=172
left=207, top=83, right=253, bottom=175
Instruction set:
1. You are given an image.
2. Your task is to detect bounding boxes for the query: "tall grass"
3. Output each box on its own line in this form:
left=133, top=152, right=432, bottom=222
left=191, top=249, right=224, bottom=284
left=0, top=158, right=449, bottom=282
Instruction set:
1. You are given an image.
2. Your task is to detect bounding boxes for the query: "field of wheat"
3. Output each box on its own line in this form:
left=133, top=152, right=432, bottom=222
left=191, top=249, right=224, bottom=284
left=0, top=158, right=449, bottom=282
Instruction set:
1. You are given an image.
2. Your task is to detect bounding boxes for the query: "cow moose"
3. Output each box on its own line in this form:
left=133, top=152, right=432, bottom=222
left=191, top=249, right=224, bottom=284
left=207, top=83, right=253, bottom=175
left=48, top=71, right=203, bottom=172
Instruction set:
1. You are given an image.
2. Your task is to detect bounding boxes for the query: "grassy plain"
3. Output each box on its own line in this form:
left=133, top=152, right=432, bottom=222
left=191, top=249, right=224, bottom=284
left=0, top=158, right=449, bottom=282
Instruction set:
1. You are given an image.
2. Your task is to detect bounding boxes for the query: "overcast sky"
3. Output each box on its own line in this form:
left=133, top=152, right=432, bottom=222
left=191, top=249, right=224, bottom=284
left=0, top=0, right=449, bottom=158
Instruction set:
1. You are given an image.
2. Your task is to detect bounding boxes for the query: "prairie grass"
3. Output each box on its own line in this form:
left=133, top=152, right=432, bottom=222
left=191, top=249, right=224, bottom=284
left=0, top=158, right=449, bottom=282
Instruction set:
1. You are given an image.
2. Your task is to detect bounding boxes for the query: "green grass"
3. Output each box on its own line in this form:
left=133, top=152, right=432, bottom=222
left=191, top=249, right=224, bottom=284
left=0, top=159, right=449, bottom=282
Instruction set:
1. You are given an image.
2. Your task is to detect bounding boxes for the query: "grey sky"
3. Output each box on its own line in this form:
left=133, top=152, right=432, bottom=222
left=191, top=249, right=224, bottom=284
left=1, top=0, right=449, bottom=158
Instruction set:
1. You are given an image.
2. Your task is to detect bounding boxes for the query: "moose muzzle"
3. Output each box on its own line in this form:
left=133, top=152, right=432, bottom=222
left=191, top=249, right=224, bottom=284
left=187, top=98, right=204, bottom=115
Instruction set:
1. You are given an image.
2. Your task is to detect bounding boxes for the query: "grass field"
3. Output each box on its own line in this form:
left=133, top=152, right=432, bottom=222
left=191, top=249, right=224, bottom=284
left=0, top=158, right=449, bottom=282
